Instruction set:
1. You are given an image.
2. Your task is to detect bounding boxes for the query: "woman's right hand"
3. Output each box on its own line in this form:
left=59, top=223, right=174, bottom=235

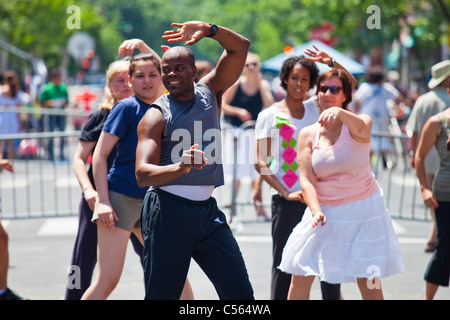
left=422, top=188, right=439, bottom=209
left=83, top=188, right=98, bottom=212
left=312, top=211, right=326, bottom=227
left=97, top=202, right=119, bottom=230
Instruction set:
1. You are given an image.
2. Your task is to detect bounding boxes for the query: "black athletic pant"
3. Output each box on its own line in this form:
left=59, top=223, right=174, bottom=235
left=424, top=201, right=450, bottom=287
left=271, top=195, right=341, bottom=300
left=141, top=188, right=254, bottom=300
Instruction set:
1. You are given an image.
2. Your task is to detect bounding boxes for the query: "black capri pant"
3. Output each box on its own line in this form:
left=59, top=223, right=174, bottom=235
left=424, top=201, right=450, bottom=287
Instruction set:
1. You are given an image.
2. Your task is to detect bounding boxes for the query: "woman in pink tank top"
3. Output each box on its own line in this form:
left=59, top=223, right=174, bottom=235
left=279, top=68, right=405, bottom=300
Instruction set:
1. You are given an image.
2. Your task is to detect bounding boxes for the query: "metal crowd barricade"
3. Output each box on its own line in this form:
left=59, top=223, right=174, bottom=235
left=1, top=108, right=430, bottom=222
left=370, top=129, right=429, bottom=221
left=0, top=131, right=82, bottom=220
left=227, top=120, right=257, bottom=224
left=220, top=120, right=430, bottom=224
left=0, top=106, right=90, bottom=220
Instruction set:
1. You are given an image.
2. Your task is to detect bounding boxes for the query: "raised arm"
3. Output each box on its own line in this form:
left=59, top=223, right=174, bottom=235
left=305, top=45, right=357, bottom=89
left=162, top=21, right=250, bottom=97
left=118, top=38, right=163, bottom=63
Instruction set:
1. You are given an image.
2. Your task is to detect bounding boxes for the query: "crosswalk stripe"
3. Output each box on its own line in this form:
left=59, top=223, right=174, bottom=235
left=37, top=217, right=78, bottom=236
left=3, top=217, right=427, bottom=246
left=392, top=220, right=406, bottom=234
left=1, top=220, right=10, bottom=228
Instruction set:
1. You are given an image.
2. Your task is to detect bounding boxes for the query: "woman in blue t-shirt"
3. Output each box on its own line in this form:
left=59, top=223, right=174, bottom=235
left=81, top=52, right=166, bottom=300
left=67, top=59, right=142, bottom=300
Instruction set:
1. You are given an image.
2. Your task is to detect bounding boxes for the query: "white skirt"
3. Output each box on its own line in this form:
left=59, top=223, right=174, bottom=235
left=278, top=190, right=405, bottom=284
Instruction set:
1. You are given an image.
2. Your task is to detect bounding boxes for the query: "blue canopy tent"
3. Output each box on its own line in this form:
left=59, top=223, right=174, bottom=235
left=262, top=40, right=366, bottom=76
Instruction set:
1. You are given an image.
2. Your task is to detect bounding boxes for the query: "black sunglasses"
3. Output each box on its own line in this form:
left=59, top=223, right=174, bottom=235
left=319, top=85, right=342, bottom=94
left=245, top=62, right=258, bottom=68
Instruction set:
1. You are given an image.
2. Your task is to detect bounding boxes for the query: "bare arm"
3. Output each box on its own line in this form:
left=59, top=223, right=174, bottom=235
left=409, top=131, right=418, bottom=167
left=92, top=131, right=120, bottom=229
left=162, top=21, right=250, bottom=98
left=72, top=140, right=98, bottom=211
left=118, top=38, right=162, bottom=64
left=259, top=78, right=275, bottom=108
left=298, top=126, right=326, bottom=227
left=221, top=81, right=252, bottom=122
left=255, top=137, right=303, bottom=202
left=447, top=133, right=450, bottom=151
left=320, top=107, right=372, bottom=142
left=135, top=108, right=207, bottom=187
left=415, top=117, right=440, bottom=209
left=304, top=45, right=357, bottom=89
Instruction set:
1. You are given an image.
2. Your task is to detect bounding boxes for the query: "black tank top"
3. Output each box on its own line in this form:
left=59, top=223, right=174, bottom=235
left=224, top=83, right=263, bottom=127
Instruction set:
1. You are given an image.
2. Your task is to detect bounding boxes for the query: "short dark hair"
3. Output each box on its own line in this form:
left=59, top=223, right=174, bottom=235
left=279, top=56, right=319, bottom=91
left=162, top=46, right=195, bottom=68
left=365, top=66, right=384, bottom=84
left=129, top=53, right=161, bottom=78
left=49, top=68, right=62, bottom=79
left=315, top=68, right=353, bottom=110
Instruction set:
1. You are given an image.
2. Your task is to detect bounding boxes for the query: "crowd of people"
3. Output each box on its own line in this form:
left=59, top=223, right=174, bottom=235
left=0, top=20, right=449, bottom=300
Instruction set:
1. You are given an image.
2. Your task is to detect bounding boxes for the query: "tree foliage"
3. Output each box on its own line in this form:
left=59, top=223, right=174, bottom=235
left=0, top=0, right=448, bottom=74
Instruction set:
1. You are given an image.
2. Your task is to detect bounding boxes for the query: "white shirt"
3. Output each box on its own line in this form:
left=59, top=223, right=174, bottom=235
left=255, top=97, right=320, bottom=194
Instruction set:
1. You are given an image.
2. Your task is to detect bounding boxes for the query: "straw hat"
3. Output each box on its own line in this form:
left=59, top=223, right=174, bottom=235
left=428, top=60, right=450, bottom=89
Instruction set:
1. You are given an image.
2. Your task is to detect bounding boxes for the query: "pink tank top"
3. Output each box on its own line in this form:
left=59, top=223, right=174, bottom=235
left=311, top=123, right=379, bottom=205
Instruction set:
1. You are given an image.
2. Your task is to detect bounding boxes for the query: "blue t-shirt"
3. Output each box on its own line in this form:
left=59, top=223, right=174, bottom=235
left=103, top=96, right=149, bottom=199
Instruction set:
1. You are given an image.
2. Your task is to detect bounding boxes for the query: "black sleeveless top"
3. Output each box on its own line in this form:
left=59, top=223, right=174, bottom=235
left=224, top=83, right=263, bottom=127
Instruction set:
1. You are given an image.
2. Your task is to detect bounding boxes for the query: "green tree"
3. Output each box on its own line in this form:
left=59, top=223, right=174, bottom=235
left=0, top=0, right=122, bottom=71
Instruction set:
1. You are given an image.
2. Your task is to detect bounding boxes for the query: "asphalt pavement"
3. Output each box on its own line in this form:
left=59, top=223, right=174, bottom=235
left=3, top=211, right=450, bottom=301
left=1, top=151, right=449, bottom=302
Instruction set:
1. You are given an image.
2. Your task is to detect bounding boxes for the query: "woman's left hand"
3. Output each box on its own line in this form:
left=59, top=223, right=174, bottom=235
left=318, top=107, right=339, bottom=126
left=304, top=45, right=333, bottom=66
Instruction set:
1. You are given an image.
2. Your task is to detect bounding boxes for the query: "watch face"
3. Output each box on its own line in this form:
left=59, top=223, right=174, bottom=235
left=209, top=24, right=218, bottom=37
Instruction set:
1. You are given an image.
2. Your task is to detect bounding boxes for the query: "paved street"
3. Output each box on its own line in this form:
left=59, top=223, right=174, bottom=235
left=3, top=210, right=450, bottom=300
left=1, top=151, right=449, bottom=301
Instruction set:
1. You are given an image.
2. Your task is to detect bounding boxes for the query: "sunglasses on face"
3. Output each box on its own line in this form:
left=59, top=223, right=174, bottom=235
left=245, top=62, right=258, bottom=68
left=319, top=85, right=342, bottom=94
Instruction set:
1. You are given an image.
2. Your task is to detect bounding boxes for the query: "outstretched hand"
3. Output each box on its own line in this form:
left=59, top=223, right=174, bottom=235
left=304, top=45, right=333, bottom=67
left=162, top=21, right=208, bottom=46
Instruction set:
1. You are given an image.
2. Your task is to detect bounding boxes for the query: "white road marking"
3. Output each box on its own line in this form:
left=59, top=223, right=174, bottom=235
left=37, top=217, right=78, bottom=236
left=392, top=220, right=406, bottom=234
left=1, top=220, right=10, bottom=228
